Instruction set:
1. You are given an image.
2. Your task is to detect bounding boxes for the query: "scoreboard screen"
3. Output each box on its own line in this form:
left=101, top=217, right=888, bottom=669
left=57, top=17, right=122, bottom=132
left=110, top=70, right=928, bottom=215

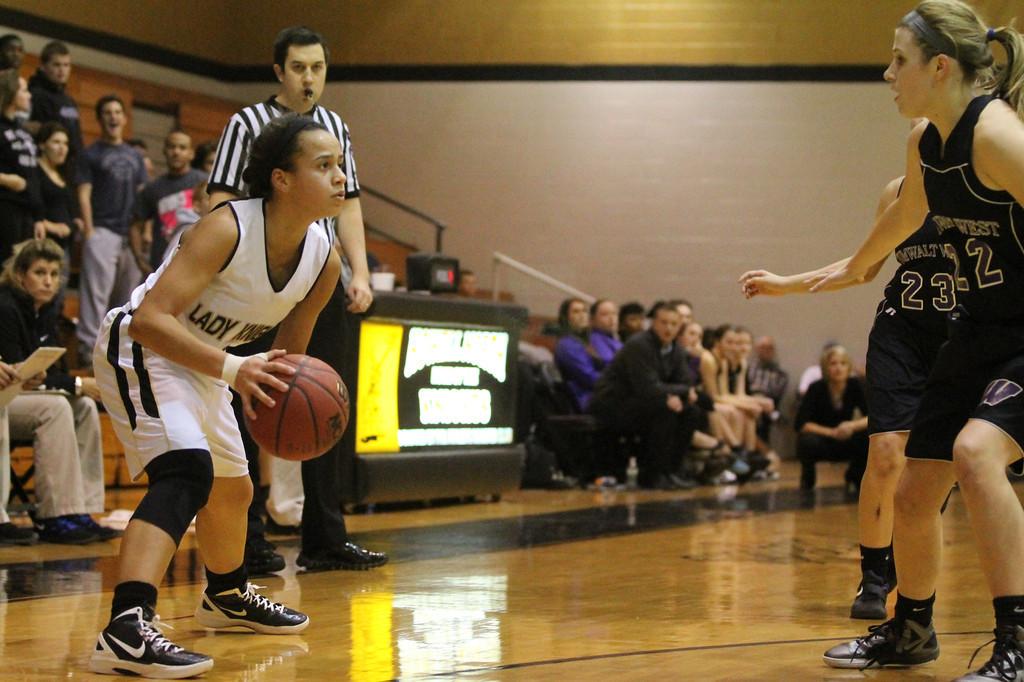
left=355, top=320, right=516, bottom=453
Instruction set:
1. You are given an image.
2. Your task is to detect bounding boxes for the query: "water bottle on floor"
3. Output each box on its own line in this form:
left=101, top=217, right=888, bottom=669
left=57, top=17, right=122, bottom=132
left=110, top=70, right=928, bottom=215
left=626, top=457, right=639, bottom=490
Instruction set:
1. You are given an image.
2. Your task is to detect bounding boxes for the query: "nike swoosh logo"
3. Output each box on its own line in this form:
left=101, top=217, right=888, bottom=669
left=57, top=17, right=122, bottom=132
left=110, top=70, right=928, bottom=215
left=1014, top=606, right=1024, bottom=614
left=107, top=634, right=146, bottom=659
left=220, top=605, right=248, bottom=617
left=912, top=607, right=926, bottom=612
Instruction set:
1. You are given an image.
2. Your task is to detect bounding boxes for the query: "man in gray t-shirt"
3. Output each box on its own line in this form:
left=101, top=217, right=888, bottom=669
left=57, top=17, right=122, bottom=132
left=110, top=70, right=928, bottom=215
left=130, top=130, right=206, bottom=274
left=76, top=94, right=147, bottom=357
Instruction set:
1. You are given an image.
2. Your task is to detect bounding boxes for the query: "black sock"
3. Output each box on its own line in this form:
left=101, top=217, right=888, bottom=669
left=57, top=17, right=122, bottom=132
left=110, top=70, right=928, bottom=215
left=205, top=563, right=248, bottom=596
left=895, top=592, right=934, bottom=626
left=111, top=581, right=158, bottom=622
left=860, top=544, right=892, bottom=579
left=994, top=596, right=1024, bottom=629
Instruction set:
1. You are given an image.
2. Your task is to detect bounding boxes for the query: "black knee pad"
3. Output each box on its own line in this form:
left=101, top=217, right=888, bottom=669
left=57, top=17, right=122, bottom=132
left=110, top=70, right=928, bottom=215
left=133, top=449, right=214, bottom=545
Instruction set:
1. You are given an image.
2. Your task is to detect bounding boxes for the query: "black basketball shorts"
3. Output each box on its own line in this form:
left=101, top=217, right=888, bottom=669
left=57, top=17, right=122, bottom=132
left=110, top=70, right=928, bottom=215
left=865, top=310, right=945, bottom=436
left=906, top=318, right=1024, bottom=464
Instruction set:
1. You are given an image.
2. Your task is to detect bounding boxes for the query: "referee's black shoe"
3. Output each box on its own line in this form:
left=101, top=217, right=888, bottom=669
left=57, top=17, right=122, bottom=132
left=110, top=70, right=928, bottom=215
left=245, top=536, right=285, bottom=575
left=823, top=617, right=938, bottom=669
left=195, top=582, right=309, bottom=634
left=297, top=542, right=388, bottom=571
left=90, top=605, right=213, bottom=679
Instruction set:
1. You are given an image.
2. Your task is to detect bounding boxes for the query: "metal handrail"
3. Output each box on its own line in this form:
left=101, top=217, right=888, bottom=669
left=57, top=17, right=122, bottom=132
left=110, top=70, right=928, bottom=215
left=361, top=185, right=446, bottom=252
left=491, top=251, right=596, bottom=303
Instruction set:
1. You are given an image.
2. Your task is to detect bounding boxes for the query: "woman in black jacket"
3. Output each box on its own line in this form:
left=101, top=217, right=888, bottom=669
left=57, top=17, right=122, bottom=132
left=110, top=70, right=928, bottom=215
left=0, top=69, right=42, bottom=264
left=0, top=238, right=112, bottom=543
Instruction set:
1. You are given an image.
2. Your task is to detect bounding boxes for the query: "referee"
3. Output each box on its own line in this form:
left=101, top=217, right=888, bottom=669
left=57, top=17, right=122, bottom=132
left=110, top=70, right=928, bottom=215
left=208, top=25, right=385, bottom=573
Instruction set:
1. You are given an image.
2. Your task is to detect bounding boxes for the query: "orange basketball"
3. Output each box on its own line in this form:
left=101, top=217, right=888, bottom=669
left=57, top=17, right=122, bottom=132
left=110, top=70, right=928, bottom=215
left=244, top=354, right=350, bottom=461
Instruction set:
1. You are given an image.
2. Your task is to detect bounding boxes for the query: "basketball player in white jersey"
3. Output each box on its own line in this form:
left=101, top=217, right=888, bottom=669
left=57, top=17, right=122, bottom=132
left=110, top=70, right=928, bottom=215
left=88, top=114, right=343, bottom=679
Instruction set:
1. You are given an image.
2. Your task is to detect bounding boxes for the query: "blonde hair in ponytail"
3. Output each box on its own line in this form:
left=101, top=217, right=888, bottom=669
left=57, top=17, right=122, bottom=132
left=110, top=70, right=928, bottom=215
left=905, top=1, right=1024, bottom=118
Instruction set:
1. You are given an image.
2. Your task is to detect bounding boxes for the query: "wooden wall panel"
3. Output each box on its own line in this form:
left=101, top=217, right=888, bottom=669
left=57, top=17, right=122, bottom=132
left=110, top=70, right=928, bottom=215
left=1, top=1, right=1019, bottom=69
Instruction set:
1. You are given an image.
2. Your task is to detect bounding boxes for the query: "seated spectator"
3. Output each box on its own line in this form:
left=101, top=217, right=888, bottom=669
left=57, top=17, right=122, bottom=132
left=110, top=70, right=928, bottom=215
left=0, top=362, right=39, bottom=545
left=35, top=122, right=80, bottom=286
left=669, top=298, right=694, bottom=326
left=130, top=129, right=206, bottom=276
left=798, top=340, right=839, bottom=396
left=747, top=333, right=788, bottom=438
left=588, top=303, right=700, bottom=490
left=27, top=41, right=84, bottom=153
left=618, top=301, right=645, bottom=341
left=192, top=140, right=217, bottom=174
left=795, top=345, right=869, bottom=491
left=0, top=238, right=113, bottom=543
left=554, top=298, right=621, bottom=412
left=696, top=325, right=753, bottom=456
left=457, top=269, right=478, bottom=297
left=0, top=69, right=41, bottom=264
left=553, top=297, right=591, bottom=410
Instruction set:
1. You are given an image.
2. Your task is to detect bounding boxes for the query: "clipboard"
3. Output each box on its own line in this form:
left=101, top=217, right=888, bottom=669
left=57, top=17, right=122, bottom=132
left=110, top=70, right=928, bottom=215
left=0, top=346, right=67, bottom=409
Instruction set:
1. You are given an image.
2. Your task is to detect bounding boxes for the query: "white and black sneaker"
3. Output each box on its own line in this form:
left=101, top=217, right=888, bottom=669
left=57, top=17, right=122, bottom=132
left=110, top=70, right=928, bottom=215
left=195, top=582, right=309, bottom=634
left=89, top=606, right=213, bottom=679
left=823, top=617, right=939, bottom=669
left=955, top=624, right=1024, bottom=681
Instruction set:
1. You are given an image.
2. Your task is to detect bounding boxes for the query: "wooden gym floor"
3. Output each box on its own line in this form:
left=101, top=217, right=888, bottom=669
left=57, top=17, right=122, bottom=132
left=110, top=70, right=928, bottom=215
left=0, top=461, right=1011, bottom=680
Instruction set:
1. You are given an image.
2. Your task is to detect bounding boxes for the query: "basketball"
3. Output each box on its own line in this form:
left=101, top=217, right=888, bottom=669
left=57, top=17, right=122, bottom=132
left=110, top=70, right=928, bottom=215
left=244, top=354, right=350, bottom=461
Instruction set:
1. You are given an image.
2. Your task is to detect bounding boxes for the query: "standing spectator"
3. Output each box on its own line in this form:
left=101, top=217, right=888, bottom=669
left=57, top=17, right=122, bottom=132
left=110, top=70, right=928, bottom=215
left=0, top=238, right=111, bottom=543
left=207, top=25, right=382, bottom=575
left=192, top=140, right=217, bottom=174
left=27, top=41, right=83, bottom=152
left=130, top=130, right=205, bottom=276
left=0, top=69, right=41, bottom=264
left=76, top=94, right=147, bottom=364
left=35, top=122, right=79, bottom=282
left=589, top=303, right=700, bottom=490
left=618, top=301, right=645, bottom=341
left=0, top=34, right=23, bottom=70
left=127, top=138, right=155, bottom=178
left=795, top=345, right=869, bottom=491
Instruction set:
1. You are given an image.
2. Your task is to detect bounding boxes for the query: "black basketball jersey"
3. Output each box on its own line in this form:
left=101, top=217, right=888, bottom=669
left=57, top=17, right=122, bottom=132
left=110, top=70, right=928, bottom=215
left=919, top=95, right=1024, bottom=325
left=880, top=213, right=956, bottom=338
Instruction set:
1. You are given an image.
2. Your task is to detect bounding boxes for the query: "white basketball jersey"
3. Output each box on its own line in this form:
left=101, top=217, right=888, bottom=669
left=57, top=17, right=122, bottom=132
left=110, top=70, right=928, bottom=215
left=121, top=198, right=333, bottom=349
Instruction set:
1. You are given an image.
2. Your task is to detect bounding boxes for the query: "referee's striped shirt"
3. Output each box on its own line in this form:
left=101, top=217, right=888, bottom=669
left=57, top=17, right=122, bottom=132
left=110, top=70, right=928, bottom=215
left=208, top=96, right=360, bottom=222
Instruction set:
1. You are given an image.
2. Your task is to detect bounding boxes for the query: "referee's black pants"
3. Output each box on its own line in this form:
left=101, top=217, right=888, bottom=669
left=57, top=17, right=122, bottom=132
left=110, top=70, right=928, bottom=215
left=231, top=281, right=353, bottom=551
left=796, top=431, right=869, bottom=490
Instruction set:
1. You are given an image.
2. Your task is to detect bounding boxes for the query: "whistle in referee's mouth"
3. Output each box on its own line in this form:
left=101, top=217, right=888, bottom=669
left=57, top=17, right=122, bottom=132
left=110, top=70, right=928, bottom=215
left=303, top=88, right=314, bottom=99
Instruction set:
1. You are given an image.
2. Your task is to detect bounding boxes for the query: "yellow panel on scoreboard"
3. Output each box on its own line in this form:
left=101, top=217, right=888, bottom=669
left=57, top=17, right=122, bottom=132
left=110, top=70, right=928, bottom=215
left=355, top=321, right=403, bottom=453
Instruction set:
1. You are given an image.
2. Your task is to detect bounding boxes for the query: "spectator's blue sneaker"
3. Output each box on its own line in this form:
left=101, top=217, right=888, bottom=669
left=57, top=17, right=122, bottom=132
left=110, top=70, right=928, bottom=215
left=955, top=625, right=1024, bottom=681
left=71, top=514, right=122, bottom=541
left=35, top=515, right=97, bottom=545
left=90, top=605, right=212, bottom=678
left=823, top=617, right=938, bottom=669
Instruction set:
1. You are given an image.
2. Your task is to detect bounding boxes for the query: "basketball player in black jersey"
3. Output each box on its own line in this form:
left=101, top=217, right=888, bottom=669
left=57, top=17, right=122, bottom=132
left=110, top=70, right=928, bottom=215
left=806, top=3, right=1024, bottom=679
left=740, top=174, right=954, bottom=622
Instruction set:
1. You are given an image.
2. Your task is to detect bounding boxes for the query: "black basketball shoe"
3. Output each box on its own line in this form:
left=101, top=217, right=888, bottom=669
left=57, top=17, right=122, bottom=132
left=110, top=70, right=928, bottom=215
left=89, top=605, right=213, bottom=679
left=954, top=624, right=1024, bottom=681
left=850, top=568, right=893, bottom=620
left=823, top=617, right=939, bottom=669
left=195, top=582, right=309, bottom=634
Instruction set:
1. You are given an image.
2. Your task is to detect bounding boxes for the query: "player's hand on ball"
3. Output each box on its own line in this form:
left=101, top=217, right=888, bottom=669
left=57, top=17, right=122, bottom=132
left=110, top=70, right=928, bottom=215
left=739, top=270, right=785, bottom=298
left=236, top=349, right=294, bottom=420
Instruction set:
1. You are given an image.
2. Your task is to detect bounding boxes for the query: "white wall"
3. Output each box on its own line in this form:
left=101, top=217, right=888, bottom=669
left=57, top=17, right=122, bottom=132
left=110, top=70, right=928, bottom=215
left=301, top=80, right=908, bottom=380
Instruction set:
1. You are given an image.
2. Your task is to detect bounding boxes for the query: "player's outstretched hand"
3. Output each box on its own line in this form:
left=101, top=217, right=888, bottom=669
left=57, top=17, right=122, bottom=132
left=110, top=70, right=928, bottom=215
left=807, top=265, right=855, bottom=293
left=235, top=349, right=295, bottom=420
left=739, top=270, right=787, bottom=298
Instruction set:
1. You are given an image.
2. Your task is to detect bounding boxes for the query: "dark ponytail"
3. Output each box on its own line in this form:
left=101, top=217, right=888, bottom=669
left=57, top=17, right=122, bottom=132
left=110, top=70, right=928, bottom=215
left=242, top=113, right=328, bottom=198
